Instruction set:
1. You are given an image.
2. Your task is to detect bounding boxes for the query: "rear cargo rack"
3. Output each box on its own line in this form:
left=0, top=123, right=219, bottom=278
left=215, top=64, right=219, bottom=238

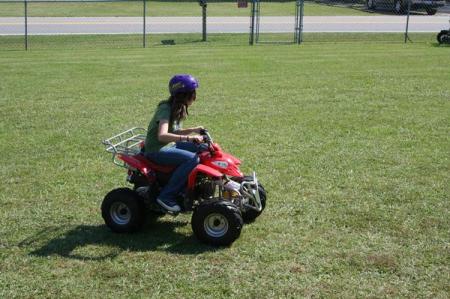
left=102, top=127, right=147, bottom=167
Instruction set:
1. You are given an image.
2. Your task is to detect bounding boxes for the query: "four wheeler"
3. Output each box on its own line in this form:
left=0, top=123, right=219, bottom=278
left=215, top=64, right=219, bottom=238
left=101, top=128, right=266, bottom=246
left=437, top=18, right=450, bottom=45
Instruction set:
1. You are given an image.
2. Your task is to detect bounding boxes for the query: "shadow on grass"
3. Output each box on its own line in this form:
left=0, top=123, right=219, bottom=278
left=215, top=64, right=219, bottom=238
left=22, top=219, right=221, bottom=261
left=432, top=42, right=450, bottom=47
left=158, top=39, right=206, bottom=45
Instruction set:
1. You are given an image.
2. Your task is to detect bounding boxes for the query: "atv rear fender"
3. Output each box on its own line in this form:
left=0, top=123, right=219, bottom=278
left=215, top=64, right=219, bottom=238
left=118, top=154, right=152, bottom=177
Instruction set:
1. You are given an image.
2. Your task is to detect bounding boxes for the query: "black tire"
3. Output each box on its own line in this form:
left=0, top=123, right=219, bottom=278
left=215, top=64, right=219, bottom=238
left=367, top=0, right=376, bottom=10
left=101, top=188, right=145, bottom=233
left=394, top=0, right=403, bottom=14
left=426, top=8, right=437, bottom=15
left=437, top=31, right=449, bottom=44
left=232, top=176, right=267, bottom=223
left=242, top=183, right=267, bottom=223
left=191, top=200, right=243, bottom=246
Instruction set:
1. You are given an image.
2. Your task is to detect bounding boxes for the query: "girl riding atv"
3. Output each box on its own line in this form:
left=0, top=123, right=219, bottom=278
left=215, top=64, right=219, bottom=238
left=143, top=74, right=205, bottom=213
left=101, top=76, right=266, bottom=245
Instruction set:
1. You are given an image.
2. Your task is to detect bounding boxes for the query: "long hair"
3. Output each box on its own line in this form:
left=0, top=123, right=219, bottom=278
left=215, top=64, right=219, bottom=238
left=159, top=90, right=195, bottom=125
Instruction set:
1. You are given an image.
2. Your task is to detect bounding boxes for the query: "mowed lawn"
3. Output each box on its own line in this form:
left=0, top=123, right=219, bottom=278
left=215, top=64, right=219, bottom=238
left=0, top=1, right=374, bottom=17
left=0, top=39, right=449, bottom=298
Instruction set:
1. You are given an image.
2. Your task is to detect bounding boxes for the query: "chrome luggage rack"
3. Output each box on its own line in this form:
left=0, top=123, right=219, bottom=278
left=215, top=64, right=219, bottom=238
left=102, top=127, right=147, bottom=167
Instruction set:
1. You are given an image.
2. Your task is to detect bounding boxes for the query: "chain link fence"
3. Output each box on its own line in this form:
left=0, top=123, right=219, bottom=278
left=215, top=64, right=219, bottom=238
left=0, top=0, right=449, bottom=49
left=0, top=0, right=151, bottom=50
left=252, top=0, right=450, bottom=43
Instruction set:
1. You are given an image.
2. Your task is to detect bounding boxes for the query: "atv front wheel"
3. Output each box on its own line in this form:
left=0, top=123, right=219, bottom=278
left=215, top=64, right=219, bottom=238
left=242, top=183, right=267, bottom=223
left=101, top=188, right=145, bottom=233
left=234, top=176, right=267, bottom=223
left=191, top=200, right=243, bottom=246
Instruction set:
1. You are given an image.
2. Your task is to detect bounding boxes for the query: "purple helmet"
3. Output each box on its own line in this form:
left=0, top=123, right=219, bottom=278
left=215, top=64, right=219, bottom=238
left=169, top=74, right=199, bottom=96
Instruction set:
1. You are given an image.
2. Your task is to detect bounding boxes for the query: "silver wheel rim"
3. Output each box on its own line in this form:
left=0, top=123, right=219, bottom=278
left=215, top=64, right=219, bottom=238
left=204, top=213, right=229, bottom=238
left=110, top=202, right=131, bottom=225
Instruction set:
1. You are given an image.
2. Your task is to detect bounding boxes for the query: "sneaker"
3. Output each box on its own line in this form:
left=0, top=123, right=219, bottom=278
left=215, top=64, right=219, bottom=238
left=156, top=198, right=181, bottom=213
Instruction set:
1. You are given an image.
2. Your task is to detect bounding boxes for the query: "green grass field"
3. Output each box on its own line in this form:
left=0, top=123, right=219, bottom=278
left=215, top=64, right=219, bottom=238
left=0, top=32, right=439, bottom=51
left=0, top=37, right=449, bottom=298
left=0, top=1, right=374, bottom=17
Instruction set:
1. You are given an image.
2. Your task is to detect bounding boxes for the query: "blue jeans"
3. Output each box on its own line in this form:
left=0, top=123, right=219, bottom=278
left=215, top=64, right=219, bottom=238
left=144, top=142, right=203, bottom=201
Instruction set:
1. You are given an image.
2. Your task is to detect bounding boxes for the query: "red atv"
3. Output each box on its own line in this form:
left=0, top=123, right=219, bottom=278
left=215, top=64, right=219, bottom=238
left=101, top=128, right=266, bottom=246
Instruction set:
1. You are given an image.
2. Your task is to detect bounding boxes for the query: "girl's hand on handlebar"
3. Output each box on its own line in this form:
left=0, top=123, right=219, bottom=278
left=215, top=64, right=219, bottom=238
left=194, top=126, right=204, bottom=134
left=190, top=135, right=205, bottom=143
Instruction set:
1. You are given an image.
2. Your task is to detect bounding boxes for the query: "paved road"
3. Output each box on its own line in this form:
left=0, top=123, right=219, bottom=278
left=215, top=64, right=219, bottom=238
left=1, top=15, right=449, bottom=35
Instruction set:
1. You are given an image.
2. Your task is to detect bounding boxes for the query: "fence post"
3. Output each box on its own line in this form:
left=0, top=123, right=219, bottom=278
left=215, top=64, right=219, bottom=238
left=143, top=0, right=146, bottom=48
left=249, top=0, right=255, bottom=45
left=24, top=0, right=28, bottom=50
left=404, top=0, right=411, bottom=43
left=298, top=0, right=304, bottom=44
left=255, top=0, right=260, bottom=43
left=199, top=0, right=207, bottom=41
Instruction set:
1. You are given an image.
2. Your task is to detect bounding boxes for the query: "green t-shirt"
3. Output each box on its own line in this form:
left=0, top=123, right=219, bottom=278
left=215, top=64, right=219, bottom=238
left=144, top=102, right=182, bottom=153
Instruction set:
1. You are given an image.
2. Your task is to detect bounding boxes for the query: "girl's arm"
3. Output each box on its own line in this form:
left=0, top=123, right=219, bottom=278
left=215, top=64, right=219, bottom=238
left=158, top=120, right=203, bottom=143
left=174, top=126, right=204, bottom=135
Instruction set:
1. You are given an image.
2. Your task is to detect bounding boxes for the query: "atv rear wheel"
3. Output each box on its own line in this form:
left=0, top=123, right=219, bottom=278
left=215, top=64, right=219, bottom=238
left=191, top=200, right=243, bottom=246
left=101, top=188, right=145, bottom=233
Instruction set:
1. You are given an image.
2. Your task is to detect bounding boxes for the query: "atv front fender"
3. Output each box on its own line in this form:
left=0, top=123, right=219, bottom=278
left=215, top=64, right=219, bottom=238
left=187, top=164, right=223, bottom=190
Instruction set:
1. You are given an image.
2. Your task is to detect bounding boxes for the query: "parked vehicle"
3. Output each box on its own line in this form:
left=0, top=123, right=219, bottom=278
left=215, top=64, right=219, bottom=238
left=101, top=128, right=266, bottom=246
left=437, top=18, right=450, bottom=44
left=367, top=0, right=445, bottom=15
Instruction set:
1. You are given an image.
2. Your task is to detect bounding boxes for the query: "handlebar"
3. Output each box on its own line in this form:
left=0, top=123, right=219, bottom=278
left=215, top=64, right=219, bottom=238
left=199, top=128, right=215, bottom=154
left=200, top=128, right=213, bottom=144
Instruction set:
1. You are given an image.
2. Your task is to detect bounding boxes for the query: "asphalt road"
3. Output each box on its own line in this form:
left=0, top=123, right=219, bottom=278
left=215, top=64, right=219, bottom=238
left=1, top=15, right=449, bottom=35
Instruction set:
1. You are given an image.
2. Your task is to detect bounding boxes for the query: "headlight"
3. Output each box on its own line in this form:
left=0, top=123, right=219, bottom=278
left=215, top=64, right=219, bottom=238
left=213, top=161, right=228, bottom=169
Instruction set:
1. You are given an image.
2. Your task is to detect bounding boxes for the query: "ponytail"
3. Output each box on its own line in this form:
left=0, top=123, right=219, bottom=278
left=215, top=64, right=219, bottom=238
left=167, top=90, right=194, bottom=124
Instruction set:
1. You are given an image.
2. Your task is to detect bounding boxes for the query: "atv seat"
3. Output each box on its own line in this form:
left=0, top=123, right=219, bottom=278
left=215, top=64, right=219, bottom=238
left=143, top=155, right=176, bottom=174
left=119, top=153, right=176, bottom=175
